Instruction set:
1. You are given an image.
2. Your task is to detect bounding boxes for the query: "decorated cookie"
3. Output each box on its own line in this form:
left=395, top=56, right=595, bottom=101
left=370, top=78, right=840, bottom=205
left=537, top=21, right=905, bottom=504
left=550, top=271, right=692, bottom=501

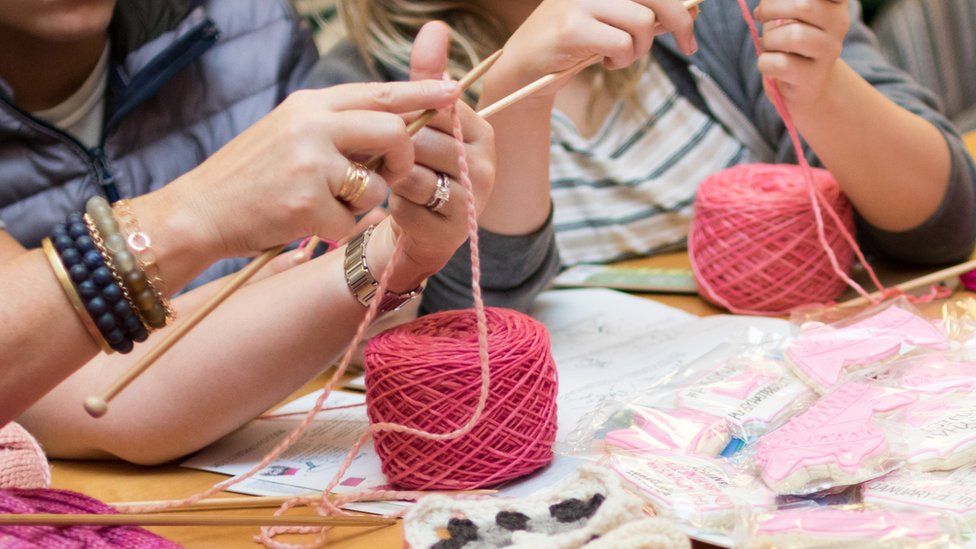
left=749, top=507, right=948, bottom=548
left=677, top=357, right=816, bottom=439
left=891, top=392, right=976, bottom=472
left=605, top=406, right=730, bottom=456
left=895, top=355, right=976, bottom=394
left=609, top=450, right=775, bottom=532
left=864, top=469, right=976, bottom=531
left=786, top=306, right=947, bottom=393
left=754, top=382, right=916, bottom=495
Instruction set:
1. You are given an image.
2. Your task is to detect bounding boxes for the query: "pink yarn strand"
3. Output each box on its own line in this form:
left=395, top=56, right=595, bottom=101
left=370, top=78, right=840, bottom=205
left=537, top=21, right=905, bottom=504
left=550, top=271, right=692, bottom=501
left=733, top=0, right=886, bottom=303
left=123, top=101, right=496, bottom=549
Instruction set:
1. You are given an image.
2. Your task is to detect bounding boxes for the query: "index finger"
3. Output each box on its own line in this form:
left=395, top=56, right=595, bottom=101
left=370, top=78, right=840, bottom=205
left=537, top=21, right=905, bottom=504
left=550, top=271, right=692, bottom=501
left=320, top=80, right=461, bottom=113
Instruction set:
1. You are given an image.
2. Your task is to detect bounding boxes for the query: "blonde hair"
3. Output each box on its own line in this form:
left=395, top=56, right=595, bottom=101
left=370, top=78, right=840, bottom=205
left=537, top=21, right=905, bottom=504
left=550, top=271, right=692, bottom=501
left=337, top=0, right=647, bottom=114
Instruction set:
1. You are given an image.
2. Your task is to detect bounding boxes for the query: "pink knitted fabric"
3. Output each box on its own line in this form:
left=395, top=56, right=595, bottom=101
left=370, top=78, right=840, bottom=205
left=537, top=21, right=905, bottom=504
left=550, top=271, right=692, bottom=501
left=0, top=489, right=179, bottom=548
left=0, top=423, right=50, bottom=490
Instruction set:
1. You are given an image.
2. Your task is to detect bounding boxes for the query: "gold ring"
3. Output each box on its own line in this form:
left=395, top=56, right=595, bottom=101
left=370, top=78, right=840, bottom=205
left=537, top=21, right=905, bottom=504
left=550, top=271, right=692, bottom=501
left=338, top=162, right=370, bottom=205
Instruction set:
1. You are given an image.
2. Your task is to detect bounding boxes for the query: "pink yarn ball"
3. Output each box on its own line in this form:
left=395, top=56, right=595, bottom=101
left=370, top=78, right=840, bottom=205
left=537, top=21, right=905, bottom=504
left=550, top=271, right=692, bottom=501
left=0, top=423, right=50, bottom=490
left=363, top=307, right=558, bottom=490
left=689, top=164, right=856, bottom=315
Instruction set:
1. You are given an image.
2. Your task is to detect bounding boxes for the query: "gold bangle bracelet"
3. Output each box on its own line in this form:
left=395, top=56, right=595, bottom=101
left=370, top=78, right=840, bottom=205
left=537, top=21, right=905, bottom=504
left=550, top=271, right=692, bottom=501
left=42, top=238, right=114, bottom=354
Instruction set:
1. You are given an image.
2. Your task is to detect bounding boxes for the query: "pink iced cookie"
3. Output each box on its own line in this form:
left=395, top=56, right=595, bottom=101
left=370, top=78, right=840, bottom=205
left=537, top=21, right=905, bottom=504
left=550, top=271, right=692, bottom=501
left=755, top=382, right=916, bottom=494
left=893, top=392, right=976, bottom=472
left=749, top=507, right=946, bottom=548
left=605, top=407, right=729, bottom=456
left=678, top=358, right=815, bottom=438
left=897, top=356, right=976, bottom=394
left=864, top=469, right=976, bottom=529
left=847, top=305, right=948, bottom=349
left=787, top=307, right=947, bottom=393
left=609, top=450, right=774, bottom=531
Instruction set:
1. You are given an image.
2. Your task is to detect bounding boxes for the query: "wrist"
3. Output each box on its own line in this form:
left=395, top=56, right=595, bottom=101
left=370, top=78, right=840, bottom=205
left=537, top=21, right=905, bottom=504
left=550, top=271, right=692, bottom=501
left=128, top=184, right=221, bottom=290
left=784, top=60, right=849, bottom=117
left=364, top=222, right=428, bottom=295
left=480, top=63, right=557, bottom=113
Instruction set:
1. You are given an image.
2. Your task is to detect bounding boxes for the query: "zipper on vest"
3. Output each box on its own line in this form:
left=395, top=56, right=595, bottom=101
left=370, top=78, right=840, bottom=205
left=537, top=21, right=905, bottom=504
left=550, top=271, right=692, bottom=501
left=91, top=147, right=120, bottom=203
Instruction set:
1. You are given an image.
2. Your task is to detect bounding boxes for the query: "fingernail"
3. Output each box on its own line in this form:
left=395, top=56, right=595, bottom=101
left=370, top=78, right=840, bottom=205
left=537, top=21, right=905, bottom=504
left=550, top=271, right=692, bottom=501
left=292, top=250, right=309, bottom=263
left=440, top=80, right=459, bottom=94
left=691, top=36, right=699, bottom=54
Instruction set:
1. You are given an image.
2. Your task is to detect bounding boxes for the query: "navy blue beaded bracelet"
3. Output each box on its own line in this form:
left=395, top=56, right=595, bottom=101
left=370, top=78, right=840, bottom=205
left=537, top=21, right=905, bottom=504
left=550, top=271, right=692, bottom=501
left=51, top=212, right=147, bottom=353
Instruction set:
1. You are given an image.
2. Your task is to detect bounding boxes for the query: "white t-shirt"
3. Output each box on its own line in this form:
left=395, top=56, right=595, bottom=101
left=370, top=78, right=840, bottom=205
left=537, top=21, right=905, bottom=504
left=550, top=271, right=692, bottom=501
left=32, top=44, right=110, bottom=149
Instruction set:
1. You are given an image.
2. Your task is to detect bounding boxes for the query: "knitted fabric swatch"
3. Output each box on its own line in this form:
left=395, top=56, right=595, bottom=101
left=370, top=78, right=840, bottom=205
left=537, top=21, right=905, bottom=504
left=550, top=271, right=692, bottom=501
left=0, top=489, right=179, bottom=548
left=403, top=465, right=690, bottom=548
left=0, top=423, right=50, bottom=490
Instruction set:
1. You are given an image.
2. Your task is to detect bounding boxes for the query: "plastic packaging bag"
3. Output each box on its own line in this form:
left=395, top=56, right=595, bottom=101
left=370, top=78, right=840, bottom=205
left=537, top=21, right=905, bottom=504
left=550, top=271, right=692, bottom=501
left=568, top=338, right=815, bottom=457
left=744, top=506, right=959, bottom=548
left=750, top=381, right=917, bottom=495
left=607, top=448, right=775, bottom=535
left=785, top=298, right=948, bottom=394
left=863, top=467, right=976, bottom=535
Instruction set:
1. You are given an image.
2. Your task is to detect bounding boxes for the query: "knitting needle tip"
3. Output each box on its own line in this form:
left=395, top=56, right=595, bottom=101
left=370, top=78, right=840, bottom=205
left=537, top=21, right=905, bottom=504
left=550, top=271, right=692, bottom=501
left=84, top=396, right=108, bottom=418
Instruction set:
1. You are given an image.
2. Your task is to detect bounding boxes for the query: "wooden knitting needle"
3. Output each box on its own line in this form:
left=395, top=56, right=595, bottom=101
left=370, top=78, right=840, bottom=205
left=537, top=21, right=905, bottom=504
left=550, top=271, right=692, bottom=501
left=83, top=50, right=504, bottom=419
left=112, top=489, right=498, bottom=513
left=840, top=257, right=976, bottom=308
left=84, top=0, right=704, bottom=417
left=0, top=513, right=396, bottom=528
left=478, top=0, right=704, bottom=118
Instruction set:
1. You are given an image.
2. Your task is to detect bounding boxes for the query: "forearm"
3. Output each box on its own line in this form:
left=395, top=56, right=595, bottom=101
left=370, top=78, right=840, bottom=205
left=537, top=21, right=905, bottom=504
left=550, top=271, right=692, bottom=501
left=790, top=61, right=951, bottom=232
left=0, top=250, right=102, bottom=424
left=477, top=76, right=555, bottom=234
left=19, top=246, right=368, bottom=464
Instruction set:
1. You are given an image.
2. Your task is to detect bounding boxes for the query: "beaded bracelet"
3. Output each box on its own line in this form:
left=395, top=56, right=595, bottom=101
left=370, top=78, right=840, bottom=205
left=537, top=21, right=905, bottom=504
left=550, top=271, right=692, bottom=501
left=86, top=197, right=170, bottom=329
left=110, top=199, right=175, bottom=327
left=85, top=213, right=150, bottom=343
left=48, top=213, right=141, bottom=353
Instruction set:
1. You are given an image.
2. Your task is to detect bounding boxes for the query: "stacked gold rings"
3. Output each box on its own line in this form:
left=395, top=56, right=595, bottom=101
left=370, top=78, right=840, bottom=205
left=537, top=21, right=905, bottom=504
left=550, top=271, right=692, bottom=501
left=338, top=162, right=370, bottom=205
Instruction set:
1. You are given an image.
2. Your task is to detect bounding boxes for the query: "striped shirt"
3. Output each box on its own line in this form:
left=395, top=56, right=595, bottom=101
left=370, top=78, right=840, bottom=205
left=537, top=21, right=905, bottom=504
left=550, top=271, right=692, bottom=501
left=550, top=61, right=747, bottom=266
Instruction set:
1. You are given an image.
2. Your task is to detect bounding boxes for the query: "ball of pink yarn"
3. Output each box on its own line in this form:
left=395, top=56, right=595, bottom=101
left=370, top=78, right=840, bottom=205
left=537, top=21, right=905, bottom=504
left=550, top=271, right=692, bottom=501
left=363, top=307, right=558, bottom=490
left=0, top=423, right=50, bottom=490
left=689, top=163, right=856, bottom=315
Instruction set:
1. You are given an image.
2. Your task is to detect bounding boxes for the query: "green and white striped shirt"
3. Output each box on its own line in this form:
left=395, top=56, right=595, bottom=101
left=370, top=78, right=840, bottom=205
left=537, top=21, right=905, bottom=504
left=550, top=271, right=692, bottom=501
left=550, top=62, right=747, bottom=267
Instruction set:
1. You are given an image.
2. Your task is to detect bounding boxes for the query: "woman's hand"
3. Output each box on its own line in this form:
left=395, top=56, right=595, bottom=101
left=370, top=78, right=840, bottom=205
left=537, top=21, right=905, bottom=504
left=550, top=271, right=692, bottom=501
left=484, top=0, right=698, bottom=103
left=754, top=0, right=851, bottom=108
left=156, top=79, right=462, bottom=261
left=365, top=22, right=497, bottom=294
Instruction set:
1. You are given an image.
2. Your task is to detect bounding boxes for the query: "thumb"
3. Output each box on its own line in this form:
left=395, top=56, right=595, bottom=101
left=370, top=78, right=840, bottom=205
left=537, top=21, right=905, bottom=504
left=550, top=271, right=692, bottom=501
left=411, top=21, right=451, bottom=81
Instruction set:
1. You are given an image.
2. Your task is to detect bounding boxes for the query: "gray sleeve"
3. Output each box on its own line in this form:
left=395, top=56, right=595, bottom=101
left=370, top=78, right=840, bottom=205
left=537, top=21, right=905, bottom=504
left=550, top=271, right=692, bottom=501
left=743, top=1, right=975, bottom=264
left=420, top=206, right=560, bottom=315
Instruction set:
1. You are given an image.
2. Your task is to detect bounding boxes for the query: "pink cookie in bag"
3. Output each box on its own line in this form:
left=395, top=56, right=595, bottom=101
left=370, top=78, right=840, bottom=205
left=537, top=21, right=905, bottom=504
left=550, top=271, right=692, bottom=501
left=755, top=382, right=915, bottom=495
left=609, top=450, right=775, bottom=532
left=893, top=392, right=976, bottom=472
left=897, top=355, right=976, bottom=394
left=677, top=357, right=815, bottom=439
left=864, top=468, right=976, bottom=529
left=787, top=306, right=947, bottom=393
left=605, top=406, right=729, bottom=456
left=749, top=507, right=948, bottom=548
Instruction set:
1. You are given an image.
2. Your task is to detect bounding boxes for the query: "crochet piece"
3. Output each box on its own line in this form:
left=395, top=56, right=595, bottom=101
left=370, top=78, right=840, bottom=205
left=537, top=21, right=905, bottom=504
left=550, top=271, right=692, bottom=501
left=403, top=465, right=689, bottom=548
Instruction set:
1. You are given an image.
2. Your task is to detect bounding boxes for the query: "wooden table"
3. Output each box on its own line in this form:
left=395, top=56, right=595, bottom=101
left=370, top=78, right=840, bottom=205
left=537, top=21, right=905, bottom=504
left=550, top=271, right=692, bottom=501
left=49, top=131, right=976, bottom=546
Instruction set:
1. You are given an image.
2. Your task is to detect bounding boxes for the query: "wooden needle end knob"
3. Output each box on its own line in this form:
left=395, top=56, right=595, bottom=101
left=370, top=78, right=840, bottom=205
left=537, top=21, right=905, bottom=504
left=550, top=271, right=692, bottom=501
left=84, top=396, right=108, bottom=418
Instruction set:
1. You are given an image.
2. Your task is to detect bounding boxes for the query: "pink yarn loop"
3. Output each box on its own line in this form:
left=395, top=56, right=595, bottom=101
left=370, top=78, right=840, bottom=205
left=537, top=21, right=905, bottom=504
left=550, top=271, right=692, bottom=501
left=118, top=99, right=554, bottom=549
